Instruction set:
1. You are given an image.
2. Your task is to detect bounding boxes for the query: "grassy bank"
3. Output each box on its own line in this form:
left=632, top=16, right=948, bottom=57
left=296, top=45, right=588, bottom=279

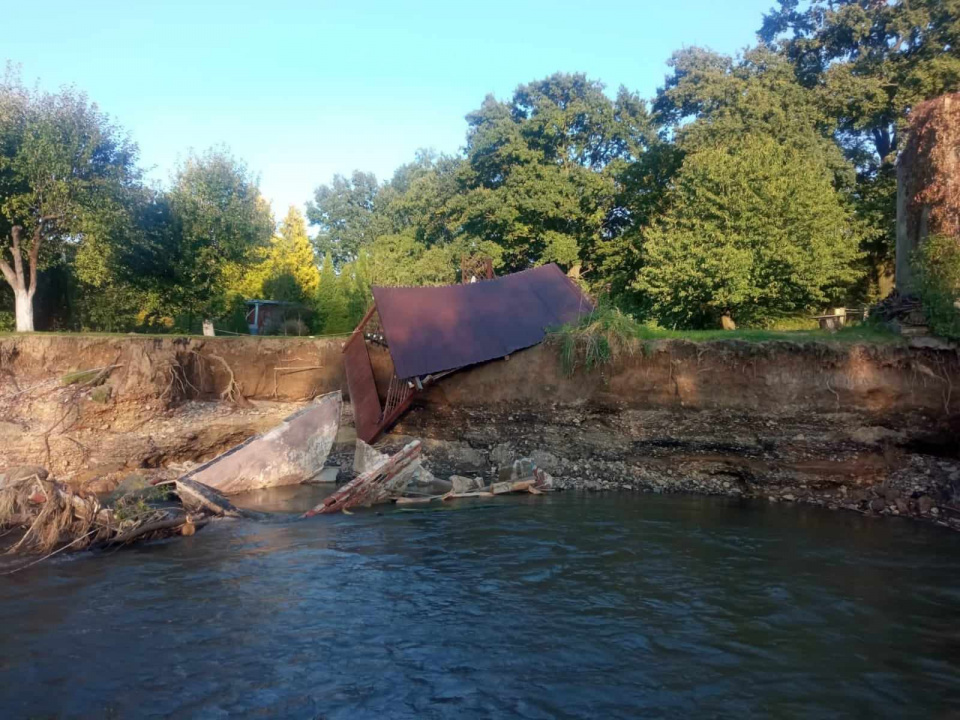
left=549, top=307, right=902, bottom=374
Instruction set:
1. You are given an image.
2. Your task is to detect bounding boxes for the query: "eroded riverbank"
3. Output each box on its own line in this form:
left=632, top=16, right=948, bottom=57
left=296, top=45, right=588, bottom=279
left=1, top=333, right=957, bottom=529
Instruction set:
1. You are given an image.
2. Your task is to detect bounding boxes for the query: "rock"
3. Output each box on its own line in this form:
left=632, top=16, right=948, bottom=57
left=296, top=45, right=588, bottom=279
left=421, top=440, right=487, bottom=473
left=782, top=494, right=796, bottom=501
left=882, top=486, right=900, bottom=502
left=895, top=498, right=909, bottom=513
left=513, top=458, right=536, bottom=480
left=354, top=439, right=388, bottom=475
left=489, top=443, right=514, bottom=467
left=449, top=475, right=484, bottom=494
left=918, top=495, right=935, bottom=514
left=490, top=481, right=514, bottom=495
left=870, top=498, right=887, bottom=512
left=530, top=450, right=560, bottom=474
left=848, top=426, right=904, bottom=445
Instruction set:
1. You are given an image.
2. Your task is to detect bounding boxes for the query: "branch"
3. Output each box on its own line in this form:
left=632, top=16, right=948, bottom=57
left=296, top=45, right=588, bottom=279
left=0, top=256, right=16, bottom=290
left=10, top=226, right=25, bottom=288
left=28, top=226, right=41, bottom=297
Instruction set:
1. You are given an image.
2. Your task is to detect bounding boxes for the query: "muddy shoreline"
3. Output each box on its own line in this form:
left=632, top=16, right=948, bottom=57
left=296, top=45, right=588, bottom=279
left=1, top=334, right=958, bottom=530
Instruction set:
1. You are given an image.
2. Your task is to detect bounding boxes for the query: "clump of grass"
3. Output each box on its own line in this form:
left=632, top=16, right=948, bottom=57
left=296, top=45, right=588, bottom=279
left=551, top=306, right=643, bottom=375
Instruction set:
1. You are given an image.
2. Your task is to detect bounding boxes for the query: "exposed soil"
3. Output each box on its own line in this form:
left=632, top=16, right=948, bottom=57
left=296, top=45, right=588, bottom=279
left=1, top=333, right=958, bottom=530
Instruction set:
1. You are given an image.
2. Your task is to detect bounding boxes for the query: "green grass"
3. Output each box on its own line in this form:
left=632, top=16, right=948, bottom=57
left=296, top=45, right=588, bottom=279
left=549, top=306, right=902, bottom=375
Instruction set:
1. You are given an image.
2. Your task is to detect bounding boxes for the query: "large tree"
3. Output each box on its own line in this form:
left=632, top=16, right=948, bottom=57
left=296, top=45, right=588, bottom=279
left=164, top=148, right=274, bottom=327
left=0, top=69, right=140, bottom=331
left=455, top=73, right=651, bottom=274
left=635, top=134, right=862, bottom=328
left=760, top=0, right=960, bottom=291
left=306, top=170, right=383, bottom=267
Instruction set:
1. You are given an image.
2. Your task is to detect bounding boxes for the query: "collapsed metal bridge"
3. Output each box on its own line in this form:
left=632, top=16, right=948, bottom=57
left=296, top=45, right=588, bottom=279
left=343, top=263, right=593, bottom=442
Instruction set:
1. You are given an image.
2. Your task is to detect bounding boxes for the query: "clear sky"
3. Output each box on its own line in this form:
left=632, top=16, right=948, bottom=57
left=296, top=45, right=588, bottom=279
left=3, top=0, right=774, bottom=216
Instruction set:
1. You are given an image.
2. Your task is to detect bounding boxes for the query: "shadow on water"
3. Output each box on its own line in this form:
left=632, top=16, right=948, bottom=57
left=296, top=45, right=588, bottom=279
left=1, top=491, right=959, bottom=719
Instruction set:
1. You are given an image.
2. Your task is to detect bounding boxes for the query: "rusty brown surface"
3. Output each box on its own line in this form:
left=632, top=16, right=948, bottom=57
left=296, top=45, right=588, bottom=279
left=343, top=335, right=383, bottom=443
left=372, top=263, right=592, bottom=380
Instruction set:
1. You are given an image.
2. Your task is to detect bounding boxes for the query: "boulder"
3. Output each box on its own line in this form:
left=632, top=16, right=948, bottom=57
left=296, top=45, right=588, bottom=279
left=449, top=475, right=484, bottom=494
left=918, top=495, right=935, bottom=514
left=489, top=443, right=514, bottom=467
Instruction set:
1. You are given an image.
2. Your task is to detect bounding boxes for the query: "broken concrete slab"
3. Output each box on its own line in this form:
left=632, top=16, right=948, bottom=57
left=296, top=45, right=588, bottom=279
left=449, top=475, right=484, bottom=494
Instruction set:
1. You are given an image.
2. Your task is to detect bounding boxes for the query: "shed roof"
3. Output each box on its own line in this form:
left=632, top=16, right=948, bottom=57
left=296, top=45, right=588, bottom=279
left=372, top=263, right=592, bottom=379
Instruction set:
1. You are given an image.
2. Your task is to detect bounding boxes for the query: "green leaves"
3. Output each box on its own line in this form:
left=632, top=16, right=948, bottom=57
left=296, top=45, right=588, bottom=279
left=635, top=135, right=863, bottom=328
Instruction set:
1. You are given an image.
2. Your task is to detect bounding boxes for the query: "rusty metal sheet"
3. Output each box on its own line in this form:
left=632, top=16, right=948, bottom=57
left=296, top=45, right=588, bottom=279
left=372, top=263, right=592, bottom=379
left=343, top=334, right=384, bottom=443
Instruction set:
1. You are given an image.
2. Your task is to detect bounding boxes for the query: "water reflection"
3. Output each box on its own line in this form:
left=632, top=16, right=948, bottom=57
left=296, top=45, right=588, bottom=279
left=1, top=492, right=959, bottom=718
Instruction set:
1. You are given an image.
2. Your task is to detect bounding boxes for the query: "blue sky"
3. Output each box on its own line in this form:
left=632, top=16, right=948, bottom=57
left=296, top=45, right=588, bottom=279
left=3, top=0, right=774, bottom=216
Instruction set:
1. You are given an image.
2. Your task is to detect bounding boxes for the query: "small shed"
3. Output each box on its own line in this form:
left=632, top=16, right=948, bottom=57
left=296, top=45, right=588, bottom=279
left=343, top=263, right=592, bottom=442
left=245, top=300, right=296, bottom=335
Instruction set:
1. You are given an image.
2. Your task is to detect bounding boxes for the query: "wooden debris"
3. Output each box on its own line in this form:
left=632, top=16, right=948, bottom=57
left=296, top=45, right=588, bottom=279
left=304, top=440, right=422, bottom=516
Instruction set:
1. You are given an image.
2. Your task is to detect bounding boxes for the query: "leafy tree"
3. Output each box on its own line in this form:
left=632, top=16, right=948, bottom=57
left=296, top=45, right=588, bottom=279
left=0, top=68, right=140, bottom=331
left=760, top=0, right=960, bottom=292
left=635, top=135, right=862, bottom=328
left=164, top=148, right=274, bottom=327
left=306, top=170, right=383, bottom=267
left=365, top=232, right=457, bottom=287
left=652, top=46, right=853, bottom=187
left=455, top=73, right=651, bottom=274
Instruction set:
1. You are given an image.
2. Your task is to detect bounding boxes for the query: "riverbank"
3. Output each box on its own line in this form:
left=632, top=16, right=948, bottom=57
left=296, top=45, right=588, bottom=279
left=1, top=333, right=957, bottom=529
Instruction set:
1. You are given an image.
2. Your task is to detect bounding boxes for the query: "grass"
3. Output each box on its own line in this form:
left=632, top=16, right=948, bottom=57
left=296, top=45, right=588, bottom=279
left=549, top=306, right=902, bottom=375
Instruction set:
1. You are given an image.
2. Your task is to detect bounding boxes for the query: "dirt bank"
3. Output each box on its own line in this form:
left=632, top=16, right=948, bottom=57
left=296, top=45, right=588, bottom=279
left=1, top=333, right=958, bottom=528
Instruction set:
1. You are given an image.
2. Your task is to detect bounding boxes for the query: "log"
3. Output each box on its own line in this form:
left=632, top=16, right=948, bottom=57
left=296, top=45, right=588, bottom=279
left=174, top=477, right=244, bottom=518
left=442, top=491, right=495, bottom=500
left=304, top=440, right=422, bottom=516
left=395, top=495, right=441, bottom=506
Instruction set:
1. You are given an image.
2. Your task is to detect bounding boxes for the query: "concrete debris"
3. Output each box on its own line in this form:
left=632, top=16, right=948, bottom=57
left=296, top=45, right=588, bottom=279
left=449, top=475, right=484, bottom=494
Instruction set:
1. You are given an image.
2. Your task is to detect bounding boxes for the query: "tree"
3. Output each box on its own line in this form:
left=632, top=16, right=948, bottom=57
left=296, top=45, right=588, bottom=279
left=0, top=68, right=140, bottom=331
left=165, top=148, right=274, bottom=327
left=306, top=170, right=383, bottom=267
left=760, top=0, right=960, bottom=292
left=652, top=46, right=853, bottom=187
left=635, top=135, right=862, bottom=328
left=455, top=73, right=651, bottom=274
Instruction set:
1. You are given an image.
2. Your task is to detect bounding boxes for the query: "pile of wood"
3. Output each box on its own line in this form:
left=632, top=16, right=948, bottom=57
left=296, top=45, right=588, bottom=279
left=0, top=466, right=240, bottom=561
left=304, top=440, right=423, bottom=516
left=304, top=443, right=554, bottom=516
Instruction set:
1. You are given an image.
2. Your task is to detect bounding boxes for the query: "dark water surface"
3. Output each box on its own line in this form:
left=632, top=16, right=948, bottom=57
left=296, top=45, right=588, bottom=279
left=2, top=490, right=959, bottom=719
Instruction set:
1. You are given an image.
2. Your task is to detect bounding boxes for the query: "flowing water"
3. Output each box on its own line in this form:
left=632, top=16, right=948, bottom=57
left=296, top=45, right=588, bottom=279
left=1, top=489, right=959, bottom=719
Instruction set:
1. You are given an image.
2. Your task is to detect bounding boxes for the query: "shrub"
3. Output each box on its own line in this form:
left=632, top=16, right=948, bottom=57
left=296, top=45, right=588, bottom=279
left=914, top=235, right=960, bottom=340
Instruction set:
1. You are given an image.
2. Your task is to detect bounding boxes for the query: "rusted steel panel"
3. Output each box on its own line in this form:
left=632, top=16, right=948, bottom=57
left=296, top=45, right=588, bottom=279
left=372, top=263, right=592, bottom=380
left=343, top=333, right=384, bottom=443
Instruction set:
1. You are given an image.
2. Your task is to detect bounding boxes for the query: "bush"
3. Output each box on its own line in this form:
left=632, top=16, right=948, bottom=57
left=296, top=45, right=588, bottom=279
left=914, top=235, right=960, bottom=340
left=0, top=311, right=14, bottom=333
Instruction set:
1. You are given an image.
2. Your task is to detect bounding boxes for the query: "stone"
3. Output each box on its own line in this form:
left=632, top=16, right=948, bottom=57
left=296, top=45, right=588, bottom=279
left=530, top=450, right=560, bottom=474
left=449, top=475, right=484, bottom=494
left=895, top=498, right=910, bottom=513
left=918, top=495, right=935, bottom=514
left=489, top=443, right=514, bottom=467
left=882, top=486, right=900, bottom=502
left=870, top=498, right=887, bottom=512
left=782, top=494, right=796, bottom=501
left=354, top=439, right=388, bottom=475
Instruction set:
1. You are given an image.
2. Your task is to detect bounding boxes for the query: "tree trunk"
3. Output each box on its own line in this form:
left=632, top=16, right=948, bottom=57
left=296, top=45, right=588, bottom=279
left=0, top=226, right=39, bottom=332
left=14, top=289, right=35, bottom=332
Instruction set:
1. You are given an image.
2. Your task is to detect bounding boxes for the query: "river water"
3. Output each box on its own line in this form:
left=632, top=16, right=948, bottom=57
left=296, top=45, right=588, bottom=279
left=1, top=489, right=959, bottom=719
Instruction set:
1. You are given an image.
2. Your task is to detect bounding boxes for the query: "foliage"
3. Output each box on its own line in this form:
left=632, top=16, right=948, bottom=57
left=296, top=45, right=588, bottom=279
left=306, top=170, right=383, bottom=267
left=634, top=135, right=862, bottom=328
left=760, top=0, right=960, bottom=290
left=455, top=73, right=651, bottom=275
left=162, top=148, right=274, bottom=322
left=914, top=235, right=960, bottom=340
